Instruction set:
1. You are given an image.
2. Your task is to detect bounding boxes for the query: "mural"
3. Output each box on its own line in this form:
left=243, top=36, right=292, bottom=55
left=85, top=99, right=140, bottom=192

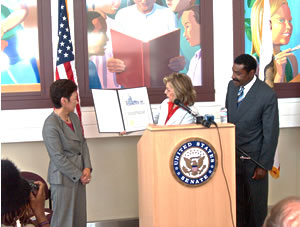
left=86, top=0, right=201, bottom=89
left=245, top=0, right=300, bottom=84
left=1, top=0, right=40, bottom=93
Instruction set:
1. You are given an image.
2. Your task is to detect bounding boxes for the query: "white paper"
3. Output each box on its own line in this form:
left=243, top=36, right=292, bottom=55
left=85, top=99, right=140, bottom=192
left=118, top=87, right=153, bottom=132
left=92, top=87, right=153, bottom=133
left=92, top=89, right=124, bottom=132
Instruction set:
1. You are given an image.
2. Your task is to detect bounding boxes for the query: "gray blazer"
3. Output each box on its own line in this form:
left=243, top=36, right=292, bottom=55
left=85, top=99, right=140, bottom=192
left=225, top=78, right=279, bottom=171
left=42, top=112, right=92, bottom=187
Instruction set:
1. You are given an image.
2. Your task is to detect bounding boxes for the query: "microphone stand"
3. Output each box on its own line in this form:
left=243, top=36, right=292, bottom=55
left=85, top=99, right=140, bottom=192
left=236, top=146, right=266, bottom=170
left=196, top=116, right=211, bottom=128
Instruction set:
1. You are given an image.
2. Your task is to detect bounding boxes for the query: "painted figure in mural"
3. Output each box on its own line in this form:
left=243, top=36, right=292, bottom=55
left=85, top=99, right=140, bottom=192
left=86, top=0, right=121, bottom=89
left=87, top=11, right=111, bottom=89
left=166, top=0, right=200, bottom=75
left=107, top=0, right=186, bottom=75
left=251, top=0, right=299, bottom=83
left=182, top=4, right=201, bottom=86
left=1, top=0, right=40, bottom=86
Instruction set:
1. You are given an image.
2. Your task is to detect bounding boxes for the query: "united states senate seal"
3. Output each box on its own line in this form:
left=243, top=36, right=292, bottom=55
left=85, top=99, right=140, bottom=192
left=170, top=138, right=218, bottom=187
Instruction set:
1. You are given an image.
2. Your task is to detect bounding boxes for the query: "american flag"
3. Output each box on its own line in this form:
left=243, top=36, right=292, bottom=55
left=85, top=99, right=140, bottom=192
left=55, top=0, right=82, bottom=122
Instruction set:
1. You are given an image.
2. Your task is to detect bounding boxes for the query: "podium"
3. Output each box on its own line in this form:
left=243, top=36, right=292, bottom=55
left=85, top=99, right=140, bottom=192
left=137, top=124, right=236, bottom=227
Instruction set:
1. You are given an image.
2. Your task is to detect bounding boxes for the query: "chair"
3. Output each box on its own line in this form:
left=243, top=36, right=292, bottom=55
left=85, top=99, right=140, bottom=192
left=20, top=171, right=52, bottom=224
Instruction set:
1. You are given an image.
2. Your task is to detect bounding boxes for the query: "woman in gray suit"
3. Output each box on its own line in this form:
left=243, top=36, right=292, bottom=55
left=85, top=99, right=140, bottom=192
left=42, top=79, right=92, bottom=227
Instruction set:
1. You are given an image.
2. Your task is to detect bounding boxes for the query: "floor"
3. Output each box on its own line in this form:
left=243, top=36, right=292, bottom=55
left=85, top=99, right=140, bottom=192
left=87, top=218, right=139, bottom=227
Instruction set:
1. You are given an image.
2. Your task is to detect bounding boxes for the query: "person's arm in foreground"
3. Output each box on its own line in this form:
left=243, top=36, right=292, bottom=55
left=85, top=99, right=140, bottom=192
left=29, top=181, right=50, bottom=227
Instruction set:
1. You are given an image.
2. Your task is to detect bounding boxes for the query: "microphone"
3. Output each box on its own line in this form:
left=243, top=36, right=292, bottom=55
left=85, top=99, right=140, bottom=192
left=174, top=99, right=211, bottom=128
left=174, top=99, right=198, bottom=117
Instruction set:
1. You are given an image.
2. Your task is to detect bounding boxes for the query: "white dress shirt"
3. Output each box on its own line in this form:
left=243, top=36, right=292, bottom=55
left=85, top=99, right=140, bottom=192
left=114, top=3, right=177, bottom=41
left=187, top=49, right=202, bottom=86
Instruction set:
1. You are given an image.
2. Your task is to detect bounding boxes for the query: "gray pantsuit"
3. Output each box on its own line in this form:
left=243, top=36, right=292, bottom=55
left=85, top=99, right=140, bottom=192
left=42, top=112, right=92, bottom=227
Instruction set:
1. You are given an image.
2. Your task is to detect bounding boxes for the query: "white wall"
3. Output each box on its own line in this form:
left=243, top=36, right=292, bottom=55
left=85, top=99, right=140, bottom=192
left=1, top=136, right=140, bottom=222
left=1, top=0, right=300, bottom=222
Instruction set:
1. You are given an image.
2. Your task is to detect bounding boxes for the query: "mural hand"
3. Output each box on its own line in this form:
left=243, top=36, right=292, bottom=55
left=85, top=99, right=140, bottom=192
left=168, top=56, right=186, bottom=72
left=107, top=57, right=126, bottom=73
left=274, top=49, right=294, bottom=82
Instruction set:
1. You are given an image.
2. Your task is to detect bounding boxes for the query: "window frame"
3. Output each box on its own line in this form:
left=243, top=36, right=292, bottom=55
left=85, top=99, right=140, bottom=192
left=1, top=0, right=54, bottom=110
left=232, top=0, right=300, bottom=98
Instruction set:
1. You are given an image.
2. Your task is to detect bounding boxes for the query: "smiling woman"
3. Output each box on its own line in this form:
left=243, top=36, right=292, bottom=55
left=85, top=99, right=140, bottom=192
left=250, top=0, right=298, bottom=83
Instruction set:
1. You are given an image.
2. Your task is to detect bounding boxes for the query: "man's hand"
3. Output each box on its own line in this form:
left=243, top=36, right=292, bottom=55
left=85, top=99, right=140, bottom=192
left=252, top=167, right=267, bottom=180
left=107, top=58, right=126, bottom=73
left=80, top=168, right=91, bottom=185
left=168, top=56, right=186, bottom=72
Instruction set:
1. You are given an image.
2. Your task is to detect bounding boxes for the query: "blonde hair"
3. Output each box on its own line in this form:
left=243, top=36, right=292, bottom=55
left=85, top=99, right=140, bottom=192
left=163, top=72, right=196, bottom=106
left=251, top=0, right=288, bottom=57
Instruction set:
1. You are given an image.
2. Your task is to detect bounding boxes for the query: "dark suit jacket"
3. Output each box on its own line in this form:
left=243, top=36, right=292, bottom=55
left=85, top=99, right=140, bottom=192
left=42, top=112, right=92, bottom=187
left=225, top=78, right=279, bottom=171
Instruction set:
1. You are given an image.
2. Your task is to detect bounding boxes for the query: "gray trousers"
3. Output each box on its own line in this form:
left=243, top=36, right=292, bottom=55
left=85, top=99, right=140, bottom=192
left=50, top=182, right=87, bottom=227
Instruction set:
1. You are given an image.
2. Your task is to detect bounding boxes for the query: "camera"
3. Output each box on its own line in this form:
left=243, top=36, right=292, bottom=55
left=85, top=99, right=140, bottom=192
left=27, top=180, right=39, bottom=194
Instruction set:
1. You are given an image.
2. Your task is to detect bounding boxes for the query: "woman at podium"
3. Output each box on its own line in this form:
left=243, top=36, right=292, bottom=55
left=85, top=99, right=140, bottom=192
left=153, top=72, right=198, bottom=125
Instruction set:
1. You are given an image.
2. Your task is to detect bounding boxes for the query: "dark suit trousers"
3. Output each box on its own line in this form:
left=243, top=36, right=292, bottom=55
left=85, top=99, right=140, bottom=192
left=236, top=158, right=268, bottom=227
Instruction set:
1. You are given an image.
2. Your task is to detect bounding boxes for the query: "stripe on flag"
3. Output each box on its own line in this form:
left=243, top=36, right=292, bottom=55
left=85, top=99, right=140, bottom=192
left=55, top=0, right=82, bottom=123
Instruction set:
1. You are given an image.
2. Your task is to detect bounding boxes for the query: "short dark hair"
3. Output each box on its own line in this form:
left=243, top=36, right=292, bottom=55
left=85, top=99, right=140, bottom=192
left=87, top=11, right=107, bottom=33
left=50, top=79, right=77, bottom=108
left=234, top=54, right=257, bottom=73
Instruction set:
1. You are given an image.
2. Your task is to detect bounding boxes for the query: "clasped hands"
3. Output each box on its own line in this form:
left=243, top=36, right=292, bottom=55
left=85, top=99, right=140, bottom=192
left=80, top=168, right=91, bottom=185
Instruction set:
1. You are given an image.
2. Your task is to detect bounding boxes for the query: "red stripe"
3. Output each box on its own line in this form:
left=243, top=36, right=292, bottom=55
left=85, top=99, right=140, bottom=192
left=64, top=61, right=74, bottom=81
left=55, top=67, right=60, bottom=80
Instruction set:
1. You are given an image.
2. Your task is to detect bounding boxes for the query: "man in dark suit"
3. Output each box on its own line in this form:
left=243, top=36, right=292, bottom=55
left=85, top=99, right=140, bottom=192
left=225, top=54, right=279, bottom=227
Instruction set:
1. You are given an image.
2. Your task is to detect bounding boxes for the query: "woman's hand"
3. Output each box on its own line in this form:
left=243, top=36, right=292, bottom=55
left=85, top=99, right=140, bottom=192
left=80, top=168, right=91, bottom=185
left=119, top=130, right=127, bottom=136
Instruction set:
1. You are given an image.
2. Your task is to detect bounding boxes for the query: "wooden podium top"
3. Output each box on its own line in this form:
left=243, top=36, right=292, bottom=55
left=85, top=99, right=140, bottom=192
left=146, top=123, right=235, bottom=131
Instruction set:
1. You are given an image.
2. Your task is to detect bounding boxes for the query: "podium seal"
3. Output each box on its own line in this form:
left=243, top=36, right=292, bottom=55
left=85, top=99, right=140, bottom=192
left=170, top=138, right=218, bottom=187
